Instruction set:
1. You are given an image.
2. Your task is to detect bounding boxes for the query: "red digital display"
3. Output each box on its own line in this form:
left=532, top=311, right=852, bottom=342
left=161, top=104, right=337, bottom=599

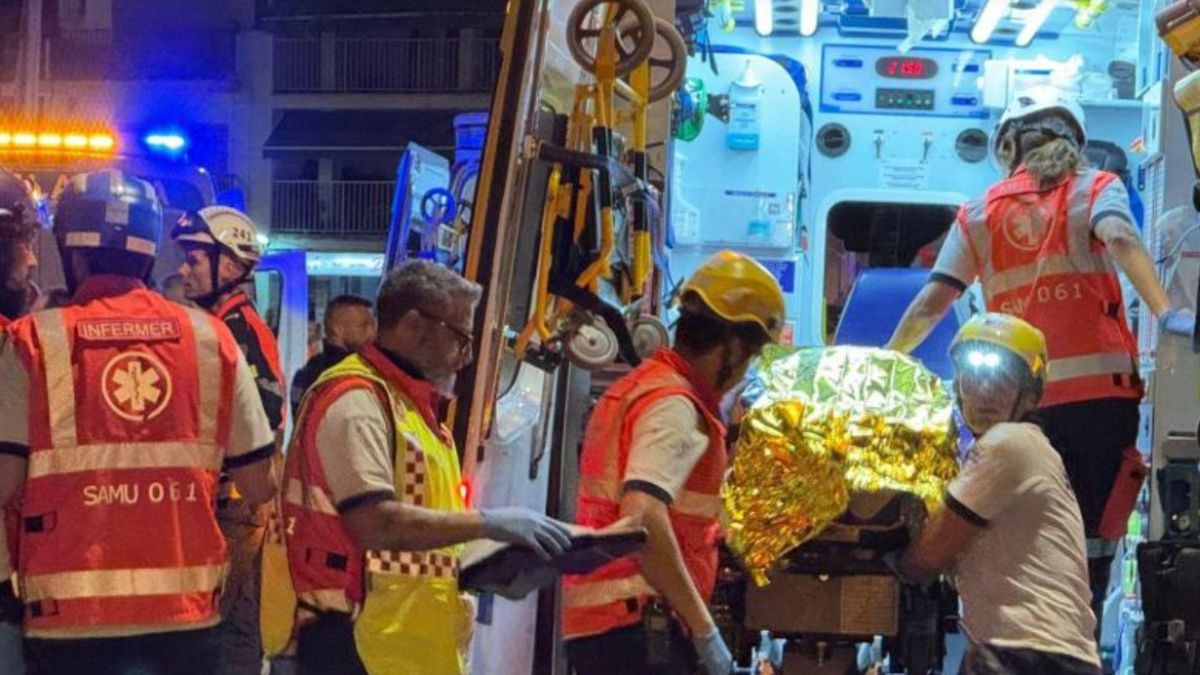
left=875, top=57, right=938, bottom=80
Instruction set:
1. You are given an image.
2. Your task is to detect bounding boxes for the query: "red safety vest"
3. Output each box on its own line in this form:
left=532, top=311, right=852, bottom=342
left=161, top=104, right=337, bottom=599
left=561, top=349, right=727, bottom=640
left=215, top=289, right=284, bottom=428
left=957, top=168, right=1141, bottom=407
left=280, top=343, right=453, bottom=615
left=10, top=276, right=242, bottom=638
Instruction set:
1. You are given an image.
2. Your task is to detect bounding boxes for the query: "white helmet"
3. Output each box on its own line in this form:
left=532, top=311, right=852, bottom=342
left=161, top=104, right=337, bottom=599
left=994, top=86, right=1087, bottom=164
left=171, top=206, right=262, bottom=266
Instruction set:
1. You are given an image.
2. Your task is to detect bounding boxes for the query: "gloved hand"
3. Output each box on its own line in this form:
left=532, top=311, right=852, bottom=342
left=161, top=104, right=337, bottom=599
left=481, top=507, right=573, bottom=560
left=1159, top=308, right=1197, bottom=337
left=692, top=628, right=734, bottom=675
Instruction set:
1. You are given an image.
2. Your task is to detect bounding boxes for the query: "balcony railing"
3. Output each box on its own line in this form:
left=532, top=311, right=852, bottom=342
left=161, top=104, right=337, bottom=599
left=273, top=37, right=499, bottom=93
left=272, top=180, right=395, bottom=236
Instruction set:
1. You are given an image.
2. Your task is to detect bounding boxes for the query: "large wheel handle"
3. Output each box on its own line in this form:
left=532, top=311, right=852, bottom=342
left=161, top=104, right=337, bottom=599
left=566, top=0, right=657, bottom=78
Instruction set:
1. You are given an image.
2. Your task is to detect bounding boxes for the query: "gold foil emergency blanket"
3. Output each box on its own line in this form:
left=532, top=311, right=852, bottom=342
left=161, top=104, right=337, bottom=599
left=723, top=346, right=960, bottom=586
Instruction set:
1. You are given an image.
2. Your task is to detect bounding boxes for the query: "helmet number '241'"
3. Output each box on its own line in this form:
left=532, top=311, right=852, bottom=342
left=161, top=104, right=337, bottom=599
left=1000, top=281, right=1085, bottom=315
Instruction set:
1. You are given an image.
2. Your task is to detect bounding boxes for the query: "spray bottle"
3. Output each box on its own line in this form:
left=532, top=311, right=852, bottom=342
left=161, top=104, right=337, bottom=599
left=727, top=62, right=762, bottom=151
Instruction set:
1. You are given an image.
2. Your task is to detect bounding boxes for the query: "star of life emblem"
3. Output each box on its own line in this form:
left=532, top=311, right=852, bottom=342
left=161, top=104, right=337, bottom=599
left=101, top=351, right=173, bottom=422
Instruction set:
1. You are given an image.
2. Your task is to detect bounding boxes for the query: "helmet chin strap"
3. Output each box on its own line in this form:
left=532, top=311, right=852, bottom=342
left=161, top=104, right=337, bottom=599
left=195, top=245, right=251, bottom=310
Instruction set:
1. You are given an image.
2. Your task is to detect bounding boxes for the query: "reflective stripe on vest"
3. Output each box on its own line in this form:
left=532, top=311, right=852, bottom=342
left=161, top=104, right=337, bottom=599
left=18, top=298, right=230, bottom=638
left=960, top=169, right=1140, bottom=406
left=23, top=563, right=226, bottom=603
left=562, top=353, right=727, bottom=641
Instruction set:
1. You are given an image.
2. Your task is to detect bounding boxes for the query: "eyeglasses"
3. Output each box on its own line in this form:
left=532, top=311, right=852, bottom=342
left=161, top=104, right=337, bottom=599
left=417, top=309, right=473, bottom=353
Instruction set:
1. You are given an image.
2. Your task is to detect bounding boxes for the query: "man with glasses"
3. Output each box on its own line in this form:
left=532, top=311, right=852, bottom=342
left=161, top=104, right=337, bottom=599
left=280, top=259, right=570, bottom=675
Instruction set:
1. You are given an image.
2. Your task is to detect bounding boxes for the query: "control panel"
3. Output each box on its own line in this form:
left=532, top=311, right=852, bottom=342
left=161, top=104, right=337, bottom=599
left=821, top=45, right=991, bottom=119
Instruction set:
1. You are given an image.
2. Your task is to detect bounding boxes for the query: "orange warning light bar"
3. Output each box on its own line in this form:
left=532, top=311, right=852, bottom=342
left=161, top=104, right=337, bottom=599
left=0, top=126, right=116, bottom=156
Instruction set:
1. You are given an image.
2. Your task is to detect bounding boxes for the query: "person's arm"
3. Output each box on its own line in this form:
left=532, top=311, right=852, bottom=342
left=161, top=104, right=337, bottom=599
left=318, top=390, right=568, bottom=557
left=223, top=350, right=279, bottom=506
left=899, top=427, right=1033, bottom=581
left=342, top=500, right=487, bottom=551
left=885, top=280, right=962, bottom=354
left=1095, top=214, right=1171, bottom=318
left=621, top=490, right=715, bottom=635
left=227, top=452, right=277, bottom=507
left=885, top=220, right=976, bottom=353
left=897, top=498, right=983, bottom=583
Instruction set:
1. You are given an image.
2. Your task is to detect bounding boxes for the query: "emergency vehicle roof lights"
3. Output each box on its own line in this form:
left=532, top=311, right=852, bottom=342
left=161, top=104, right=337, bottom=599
left=755, top=0, right=773, bottom=36
left=1015, top=0, right=1058, bottom=47
left=144, top=131, right=188, bottom=155
left=971, top=0, right=1010, bottom=44
left=800, top=0, right=819, bottom=37
left=0, top=126, right=116, bottom=156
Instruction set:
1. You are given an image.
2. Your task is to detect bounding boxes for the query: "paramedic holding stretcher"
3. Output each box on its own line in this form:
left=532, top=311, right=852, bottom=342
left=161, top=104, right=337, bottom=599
left=886, top=86, right=1195, bottom=632
left=562, top=251, right=787, bottom=675
left=279, top=259, right=571, bottom=675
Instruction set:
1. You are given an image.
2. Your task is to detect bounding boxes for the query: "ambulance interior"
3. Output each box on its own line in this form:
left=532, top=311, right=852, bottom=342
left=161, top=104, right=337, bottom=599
left=445, top=0, right=1195, bottom=672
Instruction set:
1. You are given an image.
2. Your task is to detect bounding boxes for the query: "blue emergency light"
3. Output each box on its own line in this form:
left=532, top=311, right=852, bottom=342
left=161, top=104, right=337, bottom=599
left=143, top=131, right=188, bottom=155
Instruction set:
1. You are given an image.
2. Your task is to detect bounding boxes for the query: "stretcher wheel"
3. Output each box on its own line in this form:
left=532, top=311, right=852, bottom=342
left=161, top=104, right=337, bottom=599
left=566, top=0, right=656, bottom=78
left=641, top=18, right=688, bottom=103
left=565, top=315, right=620, bottom=369
left=630, top=316, right=668, bottom=359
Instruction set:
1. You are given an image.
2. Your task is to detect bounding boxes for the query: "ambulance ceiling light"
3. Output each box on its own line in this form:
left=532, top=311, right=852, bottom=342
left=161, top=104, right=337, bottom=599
left=800, top=0, right=820, bottom=36
left=1014, top=0, right=1058, bottom=47
left=755, top=0, right=774, bottom=36
left=971, top=0, right=1010, bottom=43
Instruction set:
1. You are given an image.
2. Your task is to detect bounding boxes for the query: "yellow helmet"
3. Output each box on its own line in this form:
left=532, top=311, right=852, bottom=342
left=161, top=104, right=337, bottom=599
left=680, top=251, right=786, bottom=341
left=950, top=312, right=1048, bottom=386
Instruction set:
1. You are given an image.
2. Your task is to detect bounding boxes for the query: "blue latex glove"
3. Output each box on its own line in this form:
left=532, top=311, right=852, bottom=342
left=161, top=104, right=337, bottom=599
left=1159, top=308, right=1196, bottom=337
left=480, top=507, right=572, bottom=560
left=692, top=628, right=734, bottom=675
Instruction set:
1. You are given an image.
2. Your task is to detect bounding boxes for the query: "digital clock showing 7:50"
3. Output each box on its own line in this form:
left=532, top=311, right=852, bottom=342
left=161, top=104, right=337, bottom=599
left=875, top=56, right=939, bottom=80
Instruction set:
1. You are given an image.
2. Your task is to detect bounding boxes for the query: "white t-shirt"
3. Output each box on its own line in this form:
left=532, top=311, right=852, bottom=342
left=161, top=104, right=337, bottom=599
left=314, top=389, right=397, bottom=510
left=622, top=395, right=711, bottom=503
left=948, top=422, right=1099, bottom=666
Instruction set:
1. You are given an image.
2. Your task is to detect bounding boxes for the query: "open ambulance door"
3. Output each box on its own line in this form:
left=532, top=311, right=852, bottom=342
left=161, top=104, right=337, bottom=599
left=255, top=249, right=309, bottom=441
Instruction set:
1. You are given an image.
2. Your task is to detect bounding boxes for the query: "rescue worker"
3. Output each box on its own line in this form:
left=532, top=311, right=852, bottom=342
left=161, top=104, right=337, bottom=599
left=562, top=251, right=787, bottom=675
left=0, top=170, right=277, bottom=674
left=172, top=207, right=284, bottom=672
left=898, top=313, right=1099, bottom=675
left=281, top=259, right=570, bottom=675
left=0, top=169, right=42, bottom=675
left=885, top=86, right=1193, bottom=627
left=289, top=294, right=376, bottom=418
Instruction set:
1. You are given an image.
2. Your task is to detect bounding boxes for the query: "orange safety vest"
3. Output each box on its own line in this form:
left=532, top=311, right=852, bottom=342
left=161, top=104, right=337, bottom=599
left=957, top=168, right=1141, bottom=407
left=561, top=349, right=727, bottom=640
left=10, top=277, right=241, bottom=638
left=214, top=289, right=284, bottom=428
